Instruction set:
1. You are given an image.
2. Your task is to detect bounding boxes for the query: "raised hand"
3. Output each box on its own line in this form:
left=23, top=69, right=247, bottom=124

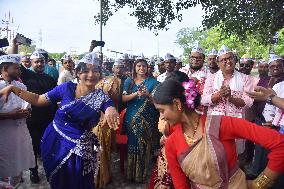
left=104, top=107, right=120, bottom=130
left=0, top=85, right=14, bottom=102
left=247, top=86, right=276, bottom=101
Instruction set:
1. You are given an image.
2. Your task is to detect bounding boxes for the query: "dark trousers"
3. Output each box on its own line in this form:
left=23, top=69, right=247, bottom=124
left=27, top=119, right=50, bottom=170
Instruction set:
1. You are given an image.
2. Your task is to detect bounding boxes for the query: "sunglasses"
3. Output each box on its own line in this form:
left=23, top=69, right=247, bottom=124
left=239, top=63, right=252, bottom=68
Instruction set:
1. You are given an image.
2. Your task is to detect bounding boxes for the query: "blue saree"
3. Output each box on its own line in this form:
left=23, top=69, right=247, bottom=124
left=41, top=81, right=113, bottom=189
left=122, top=77, right=160, bottom=182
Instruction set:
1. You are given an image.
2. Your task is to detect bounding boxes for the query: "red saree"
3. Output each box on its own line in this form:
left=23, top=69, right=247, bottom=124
left=165, top=115, right=284, bottom=189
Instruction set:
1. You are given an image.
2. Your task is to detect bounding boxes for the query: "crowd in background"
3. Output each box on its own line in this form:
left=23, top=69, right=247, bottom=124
left=0, top=39, right=284, bottom=189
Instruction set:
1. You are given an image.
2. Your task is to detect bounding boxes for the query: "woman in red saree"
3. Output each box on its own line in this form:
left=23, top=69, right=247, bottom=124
left=152, top=79, right=284, bottom=189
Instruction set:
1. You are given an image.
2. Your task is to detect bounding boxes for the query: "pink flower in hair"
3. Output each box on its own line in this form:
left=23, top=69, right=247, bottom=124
left=182, top=79, right=199, bottom=110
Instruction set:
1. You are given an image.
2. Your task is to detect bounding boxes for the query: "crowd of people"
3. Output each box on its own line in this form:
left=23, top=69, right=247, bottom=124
left=0, top=40, right=284, bottom=189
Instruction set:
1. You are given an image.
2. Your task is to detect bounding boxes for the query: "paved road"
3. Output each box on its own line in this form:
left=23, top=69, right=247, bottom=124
left=17, top=153, right=152, bottom=189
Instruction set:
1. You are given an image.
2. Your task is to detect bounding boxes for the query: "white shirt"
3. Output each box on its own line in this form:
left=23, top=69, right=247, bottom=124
left=263, top=81, right=284, bottom=126
left=0, top=80, right=35, bottom=177
left=57, top=69, right=75, bottom=85
left=157, top=72, right=168, bottom=83
left=0, top=80, right=30, bottom=115
left=179, top=65, right=207, bottom=80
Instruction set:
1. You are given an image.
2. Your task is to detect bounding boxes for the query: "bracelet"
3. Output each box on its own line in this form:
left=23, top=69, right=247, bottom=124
left=266, top=94, right=276, bottom=105
left=252, top=173, right=274, bottom=189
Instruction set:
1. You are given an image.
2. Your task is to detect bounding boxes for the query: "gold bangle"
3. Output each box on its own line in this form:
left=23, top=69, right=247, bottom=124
left=252, top=173, right=274, bottom=189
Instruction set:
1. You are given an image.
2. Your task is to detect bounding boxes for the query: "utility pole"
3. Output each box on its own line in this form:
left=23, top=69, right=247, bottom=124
left=99, top=0, right=103, bottom=64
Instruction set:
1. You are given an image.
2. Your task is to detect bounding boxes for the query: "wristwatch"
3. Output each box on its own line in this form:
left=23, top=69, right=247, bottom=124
left=266, top=94, right=276, bottom=105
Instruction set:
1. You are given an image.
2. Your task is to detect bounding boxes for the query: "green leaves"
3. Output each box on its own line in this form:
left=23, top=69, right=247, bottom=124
left=94, top=0, right=284, bottom=44
left=176, top=26, right=273, bottom=59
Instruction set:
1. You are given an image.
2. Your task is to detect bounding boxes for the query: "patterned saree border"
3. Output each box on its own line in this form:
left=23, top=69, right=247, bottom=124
left=206, top=115, right=229, bottom=188
left=48, top=122, right=101, bottom=184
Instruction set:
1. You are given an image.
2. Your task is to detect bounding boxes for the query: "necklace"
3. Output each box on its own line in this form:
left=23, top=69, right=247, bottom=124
left=184, top=117, right=200, bottom=145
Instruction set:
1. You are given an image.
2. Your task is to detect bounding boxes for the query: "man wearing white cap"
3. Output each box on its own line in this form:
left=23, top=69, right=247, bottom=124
left=157, top=53, right=176, bottom=82
left=111, top=59, right=127, bottom=111
left=263, top=55, right=284, bottom=127
left=258, top=60, right=269, bottom=79
left=246, top=56, right=284, bottom=182
left=175, top=59, right=183, bottom=71
left=206, top=48, right=219, bottom=77
left=21, top=55, right=31, bottom=69
left=30, top=49, right=59, bottom=81
left=180, top=44, right=207, bottom=81
left=201, top=45, right=255, bottom=157
left=153, top=57, right=165, bottom=78
left=19, top=51, right=57, bottom=183
left=148, top=58, right=156, bottom=77
left=0, top=54, right=35, bottom=186
left=239, top=57, right=254, bottom=76
left=57, top=54, right=75, bottom=85
left=120, top=53, right=133, bottom=77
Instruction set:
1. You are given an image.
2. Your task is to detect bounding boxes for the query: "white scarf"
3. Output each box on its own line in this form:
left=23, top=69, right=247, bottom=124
left=213, top=70, right=245, bottom=91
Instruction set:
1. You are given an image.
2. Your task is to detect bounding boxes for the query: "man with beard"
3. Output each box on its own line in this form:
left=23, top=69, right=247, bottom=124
left=206, top=48, right=219, bottom=77
left=19, top=51, right=57, bottom=183
left=157, top=53, right=176, bottom=83
left=29, top=49, right=59, bottom=81
left=180, top=44, right=207, bottom=81
left=0, top=54, right=35, bottom=187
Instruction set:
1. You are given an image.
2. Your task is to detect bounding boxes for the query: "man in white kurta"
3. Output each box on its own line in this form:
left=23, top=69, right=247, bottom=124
left=0, top=54, right=35, bottom=184
left=201, top=45, right=255, bottom=155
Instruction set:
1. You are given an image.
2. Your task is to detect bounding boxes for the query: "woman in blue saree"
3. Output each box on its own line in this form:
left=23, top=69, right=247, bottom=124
left=122, top=56, right=160, bottom=183
left=0, top=52, right=120, bottom=189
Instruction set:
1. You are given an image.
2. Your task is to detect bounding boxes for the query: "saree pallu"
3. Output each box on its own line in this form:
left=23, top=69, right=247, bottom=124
left=179, top=116, right=247, bottom=189
left=94, top=119, right=114, bottom=188
left=94, top=77, right=121, bottom=188
left=126, top=99, right=159, bottom=182
left=41, top=87, right=112, bottom=189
